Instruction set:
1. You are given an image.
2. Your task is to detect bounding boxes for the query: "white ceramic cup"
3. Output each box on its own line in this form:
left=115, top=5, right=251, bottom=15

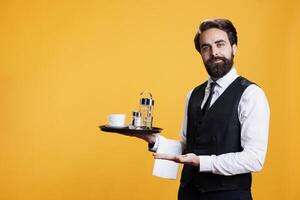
left=108, top=114, right=126, bottom=127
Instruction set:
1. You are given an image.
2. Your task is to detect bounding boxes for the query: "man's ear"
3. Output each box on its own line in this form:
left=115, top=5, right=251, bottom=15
left=232, top=44, right=237, bottom=55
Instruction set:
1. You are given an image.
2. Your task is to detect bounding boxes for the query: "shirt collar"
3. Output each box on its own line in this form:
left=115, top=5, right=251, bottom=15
left=207, top=67, right=239, bottom=89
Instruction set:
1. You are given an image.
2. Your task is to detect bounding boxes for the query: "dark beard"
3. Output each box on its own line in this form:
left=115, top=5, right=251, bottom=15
left=204, top=53, right=234, bottom=79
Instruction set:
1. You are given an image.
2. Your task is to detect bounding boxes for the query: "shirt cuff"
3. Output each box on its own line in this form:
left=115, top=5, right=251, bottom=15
left=199, top=155, right=213, bottom=172
left=148, top=135, right=159, bottom=152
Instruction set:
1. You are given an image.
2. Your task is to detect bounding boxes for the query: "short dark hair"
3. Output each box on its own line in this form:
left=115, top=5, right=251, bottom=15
left=194, top=19, right=238, bottom=53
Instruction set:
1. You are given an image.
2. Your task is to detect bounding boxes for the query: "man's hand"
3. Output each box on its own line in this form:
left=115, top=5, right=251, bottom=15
left=153, top=153, right=200, bottom=167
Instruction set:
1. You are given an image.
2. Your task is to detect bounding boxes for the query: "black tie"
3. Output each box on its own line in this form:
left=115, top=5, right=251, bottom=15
left=202, top=82, right=216, bottom=113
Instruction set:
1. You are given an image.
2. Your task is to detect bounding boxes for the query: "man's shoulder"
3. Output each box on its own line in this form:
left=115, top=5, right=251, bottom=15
left=243, top=83, right=266, bottom=97
left=231, top=76, right=256, bottom=88
left=237, top=76, right=265, bottom=93
left=239, top=78, right=269, bottom=105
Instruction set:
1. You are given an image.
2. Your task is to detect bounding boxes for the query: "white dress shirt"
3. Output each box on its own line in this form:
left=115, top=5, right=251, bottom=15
left=152, top=67, right=270, bottom=176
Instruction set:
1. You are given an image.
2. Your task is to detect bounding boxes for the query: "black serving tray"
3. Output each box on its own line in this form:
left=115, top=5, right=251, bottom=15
left=99, top=125, right=162, bottom=135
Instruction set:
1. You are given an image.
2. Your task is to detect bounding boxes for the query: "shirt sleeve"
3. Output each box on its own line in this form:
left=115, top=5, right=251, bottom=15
left=199, top=84, right=270, bottom=175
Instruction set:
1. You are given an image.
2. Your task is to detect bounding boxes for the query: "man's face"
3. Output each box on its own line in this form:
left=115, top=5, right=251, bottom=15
left=199, top=28, right=236, bottom=79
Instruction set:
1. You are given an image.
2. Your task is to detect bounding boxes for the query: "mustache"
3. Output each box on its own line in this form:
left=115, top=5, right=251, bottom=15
left=207, top=56, right=227, bottom=63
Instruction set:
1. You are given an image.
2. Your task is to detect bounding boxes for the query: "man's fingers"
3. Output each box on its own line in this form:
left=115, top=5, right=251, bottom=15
left=153, top=153, right=190, bottom=163
left=153, top=153, right=177, bottom=161
left=153, top=153, right=199, bottom=167
left=176, top=155, right=189, bottom=163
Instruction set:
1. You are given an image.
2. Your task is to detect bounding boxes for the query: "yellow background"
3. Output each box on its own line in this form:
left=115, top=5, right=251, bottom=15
left=1, top=0, right=299, bottom=199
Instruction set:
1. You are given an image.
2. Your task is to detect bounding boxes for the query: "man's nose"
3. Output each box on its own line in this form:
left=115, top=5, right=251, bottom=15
left=211, top=46, right=219, bottom=56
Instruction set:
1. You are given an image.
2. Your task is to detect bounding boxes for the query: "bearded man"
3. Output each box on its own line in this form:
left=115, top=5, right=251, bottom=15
left=135, top=18, right=270, bottom=200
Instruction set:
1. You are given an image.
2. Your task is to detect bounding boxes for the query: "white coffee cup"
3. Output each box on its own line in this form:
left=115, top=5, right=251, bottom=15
left=108, top=114, right=126, bottom=127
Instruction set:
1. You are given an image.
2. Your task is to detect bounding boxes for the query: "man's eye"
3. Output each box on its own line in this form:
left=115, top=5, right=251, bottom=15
left=217, top=43, right=225, bottom=48
left=201, top=46, right=209, bottom=51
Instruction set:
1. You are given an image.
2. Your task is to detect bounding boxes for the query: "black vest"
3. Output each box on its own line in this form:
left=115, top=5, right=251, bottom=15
left=180, top=76, right=253, bottom=193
